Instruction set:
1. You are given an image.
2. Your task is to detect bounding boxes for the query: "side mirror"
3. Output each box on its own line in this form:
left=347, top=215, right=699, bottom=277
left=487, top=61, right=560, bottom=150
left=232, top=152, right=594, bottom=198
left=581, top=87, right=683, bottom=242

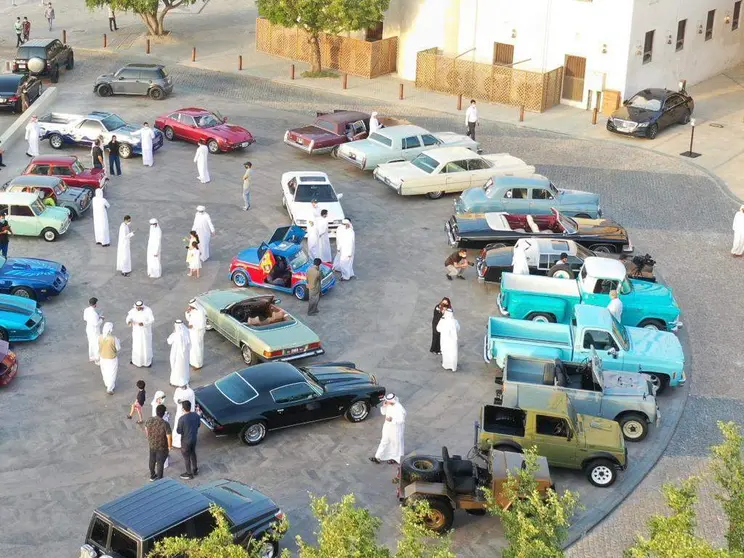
left=118, top=76, right=125, bottom=80
left=608, top=347, right=618, bottom=359
left=623, top=99, right=629, bottom=105
left=337, top=193, right=343, bottom=200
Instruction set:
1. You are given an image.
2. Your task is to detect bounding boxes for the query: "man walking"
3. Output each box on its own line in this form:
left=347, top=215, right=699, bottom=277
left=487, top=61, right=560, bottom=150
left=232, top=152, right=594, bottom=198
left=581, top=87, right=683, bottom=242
left=369, top=393, right=406, bottom=465
left=306, top=258, right=321, bottom=316
left=108, top=6, right=118, bottom=31
left=444, top=249, right=470, bottom=280
left=84, top=297, right=103, bottom=364
left=91, top=140, right=104, bottom=170
left=44, top=3, right=55, bottom=31
left=193, top=140, right=210, bottom=184
left=0, top=213, right=12, bottom=258
left=106, top=135, right=122, bottom=176
left=242, top=161, right=252, bottom=210
left=176, top=400, right=200, bottom=480
left=22, top=17, right=30, bottom=43
left=465, top=99, right=478, bottom=141
left=15, top=18, right=23, bottom=47
left=145, top=404, right=172, bottom=481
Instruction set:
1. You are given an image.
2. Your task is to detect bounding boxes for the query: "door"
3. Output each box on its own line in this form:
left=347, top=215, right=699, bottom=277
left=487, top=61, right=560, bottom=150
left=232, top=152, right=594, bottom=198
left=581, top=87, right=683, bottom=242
left=112, top=69, right=138, bottom=94
left=400, top=135, right=423, bottom=161
left=442, top=160, right=472, bottom=193
left=499, top=187, right=529, bottom=213
left=529, top=187, right=556, bottom=215
left=9, top=204, right=40, bottom=235
left=660, top=94, right=683, bottom=129
left=267, top=382, right=322, bottom=427
left=218, top=311, right=241, bottom=346
left=493, top=42, right=514, bottom=66
left=577, top=328, right=624, bottom=370
left=27, top=163, right=51, bottom=176
left=178, top=114, right=199, bottom=142
left=562, top=55, right=586, bottom=102
left=77, top=119, right=106, bottom=146
left=532, top=414, right=577, bottom=467
left=133, top=71, right=151, bottom=95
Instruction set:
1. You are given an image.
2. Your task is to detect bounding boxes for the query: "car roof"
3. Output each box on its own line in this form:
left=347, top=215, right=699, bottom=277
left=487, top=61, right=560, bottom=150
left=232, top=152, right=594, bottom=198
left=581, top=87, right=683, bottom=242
left=582, top=256, right=626, bottom=280
left=575, top=304, right=616, bottom=329
left=19, top=39, right=57, bottom=48
left=373, top=124, right=428, bottom=138
left=514, top=237, right=578, bottom=255
left=95, top=478, right=211, bottom=540
left=317, top=110, right=369, bottom=123
left=196, top=480, right=276, bottom=526
left=0, top=74, right=24, bottom=87
left=29, top=155, right=79, bottom=164
left=174, top=107, right=213, bottom=115
left=123, top=63, right=165, bottom=69
left=0, top=192, right=41, bottom=204
left=419, top=146, right=481, bottom=161
left=8, top=175, right=62, bottom=187
left=490, top=174, right=550, bottom=187
left=238, top=361, right=304, bottom=391
left=635, top=88, right=676, bottom=99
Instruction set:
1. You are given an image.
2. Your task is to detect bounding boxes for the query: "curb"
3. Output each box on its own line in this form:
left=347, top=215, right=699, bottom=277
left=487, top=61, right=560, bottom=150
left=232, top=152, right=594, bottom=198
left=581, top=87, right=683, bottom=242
left=0, top=86, right=58, bottom=151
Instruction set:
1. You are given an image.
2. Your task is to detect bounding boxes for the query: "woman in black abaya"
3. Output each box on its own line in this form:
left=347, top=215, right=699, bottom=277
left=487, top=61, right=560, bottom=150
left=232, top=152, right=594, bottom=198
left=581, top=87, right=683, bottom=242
left=430, top=297, right=452, bottom=354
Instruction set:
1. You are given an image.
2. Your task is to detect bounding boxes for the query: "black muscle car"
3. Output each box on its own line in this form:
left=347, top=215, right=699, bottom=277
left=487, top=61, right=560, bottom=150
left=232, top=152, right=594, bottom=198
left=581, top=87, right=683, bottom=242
left=195, top=361, right=385, bottom=446
left=445, top=208, right=632, bottom=253
left=606, top=88, right=694, bottom=139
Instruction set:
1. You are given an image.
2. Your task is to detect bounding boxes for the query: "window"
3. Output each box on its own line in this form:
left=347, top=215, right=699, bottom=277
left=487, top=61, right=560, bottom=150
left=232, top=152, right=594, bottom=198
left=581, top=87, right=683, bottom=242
left=314, top=119, right=336, bottom=133
left=79, top=120, right=104, bottom=137
left=109, top=527, right=138, bottom=558
left=593, top=278, right=618, bottom=294
left=421, top=134, right=439, bottom=146
left=116, top=69, right=139, bottom=79
left=504, top=188, right=528, bottom=199
left=12, top=205, right=34, bottom=217
left=410, top=154, right=439, bottom=174
left=535, top=415, right=570, bottom=438
left=287, top=177, right=297, bottom=195
left=734, top=1, right=741, bottom=30
left=271, top=382, right=317, bottom=404
left=167, top=112, right=180, bottom=121
left=89, top=517, right=110, bottom=547
left=401, top=136, right=421, bottom=149
left=52, top=165, right=72, bottom=176
left=72, top=160, right=85, bottom=174
left=196, top=114, right=222, bottom=128
left=532, top=188, right=554, bottom=200
left=582, top=330, right=618, bottom=352
left=294, top=184, right=337, bottom=203
left=100, top=114, right=126, bottom=131
left=706, top=9, right=716, bottom=40
left=643, top=30, right=654, bottom=63
left=29, top=164, right=50, bottom=175
left=347, top=120, right=366, bottom=136
left=215, top=372, right=259, bottom=405
left=676, top=19, right=687, bottom=51
left=151, top=520, right=190, bottom=547
left=466, top=158, right=492, bottom=171
left=191, top=511, right=217, bottom=538
left=368, top=132, right=392, bottom=147
left=665, top=94, right=684, bottom=110
left=180, top=115, right=197, bottom=127
left=443, top=161, right=467, bottom=173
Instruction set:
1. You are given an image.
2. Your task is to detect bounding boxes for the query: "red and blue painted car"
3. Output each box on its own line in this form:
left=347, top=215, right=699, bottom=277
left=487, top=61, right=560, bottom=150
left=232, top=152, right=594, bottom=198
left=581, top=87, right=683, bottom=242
left=229, top=226, right=336, bottom=301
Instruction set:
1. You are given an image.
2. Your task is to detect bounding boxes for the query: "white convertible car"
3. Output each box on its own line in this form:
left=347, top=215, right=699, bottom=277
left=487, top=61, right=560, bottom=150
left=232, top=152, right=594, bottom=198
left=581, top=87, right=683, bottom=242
left=281, top=171, right=345, bottom=238
left=372, top=147, right=535, bottom=199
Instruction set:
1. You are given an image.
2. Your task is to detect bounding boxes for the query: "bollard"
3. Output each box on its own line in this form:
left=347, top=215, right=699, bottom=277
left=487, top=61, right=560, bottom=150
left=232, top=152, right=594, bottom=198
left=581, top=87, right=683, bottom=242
left=146, top=39, right=151, bottom=54
left=238, top=55, right=243, bottom=71
left=290, top=64, right=295, bottom=80
left=62, top=29, right=67, bottom=43
left=519, top=105, right=525, bottom=122
left=399, top=83, right=404, bottom=100
left=592, top=108, right=598, bottom=125
left=191, top=47, right=196, bottom=62
left=5, top=61, right=10, bottom=72
left=595, top=90, right=601, bottom=111
left=342, top=73, right=348, bottom=90
left=457, top=94, right=462, bottom=110
left=103, top=34, right=107, bottom=48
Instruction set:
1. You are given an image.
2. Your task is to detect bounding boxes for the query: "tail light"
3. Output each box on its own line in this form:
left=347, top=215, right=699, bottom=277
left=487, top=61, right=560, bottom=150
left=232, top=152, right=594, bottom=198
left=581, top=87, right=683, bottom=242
left=274, top=510, right=285, bottom=521
left=8, top=96, right=19, bottom=102
left=263, top=349, right=284, bottom=358
left=307, top=342, right=321, bottom=350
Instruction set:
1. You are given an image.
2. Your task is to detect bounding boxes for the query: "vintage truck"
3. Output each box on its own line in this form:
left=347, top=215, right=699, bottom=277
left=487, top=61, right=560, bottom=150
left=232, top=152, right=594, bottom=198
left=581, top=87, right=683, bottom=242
left=498, top=257, right=681, bottom=332
left=484, top=305, right=685, bottom=393
left=496, top=351, right=658, bottom=441
left=477, top=392, right=627, bottom=487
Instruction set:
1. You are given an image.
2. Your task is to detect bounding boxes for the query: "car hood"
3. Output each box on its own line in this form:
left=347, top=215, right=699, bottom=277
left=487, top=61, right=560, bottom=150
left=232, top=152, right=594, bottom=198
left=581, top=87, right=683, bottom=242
left=600, top=370, right=653, bottom=397
left=574, top=218, right=628, bottom=240
left=205, top=124, right=253, bottom=142
left=248, top=316, right=320, bottom=350
left=288, top=125, right=339, bottom=141
left=578, top=414, right=625, bottom=454
left=292, top=202, right=345, bottom=223
left=0, top=293, right=39, bottom=317
left=305, top=365, right=378, bottom=392
left=95, top=73, right=115, bottom=84
left=629, top=279, right=679, bottom=309
left=626, top=327, right=685, bottom=370
left=557, top=189, right=600, bottom=205
left=375, top=161, right=426, bottom=181
left=611, top=106, right=658, bottom=124
left=1, top=257, right=63, bottom=279
left=42, top=206, right=71, bottom=221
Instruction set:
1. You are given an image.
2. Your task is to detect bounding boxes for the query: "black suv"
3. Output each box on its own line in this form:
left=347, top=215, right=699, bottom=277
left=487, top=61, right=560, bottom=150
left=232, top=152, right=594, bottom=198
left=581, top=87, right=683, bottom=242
left=13, top=38, right=74, bottom=83
left=80, top=478, right=283, bottom=558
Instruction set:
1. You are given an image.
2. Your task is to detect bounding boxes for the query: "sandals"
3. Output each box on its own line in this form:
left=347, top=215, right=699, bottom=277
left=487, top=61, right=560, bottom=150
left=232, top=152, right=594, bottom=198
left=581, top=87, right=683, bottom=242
left=369, top=457, right=381, bottom=464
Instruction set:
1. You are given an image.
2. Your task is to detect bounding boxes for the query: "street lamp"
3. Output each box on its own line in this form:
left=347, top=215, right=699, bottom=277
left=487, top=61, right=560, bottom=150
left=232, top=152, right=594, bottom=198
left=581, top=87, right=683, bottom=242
left=680, top=118, right=701, bottom=158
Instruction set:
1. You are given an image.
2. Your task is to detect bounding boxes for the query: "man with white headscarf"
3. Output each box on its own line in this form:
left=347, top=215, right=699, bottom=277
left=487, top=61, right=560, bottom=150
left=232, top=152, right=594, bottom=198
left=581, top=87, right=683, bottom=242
left=732, top=206, right=744, bottom=256
left=172, top=383, right=195, bottom=448
left=369, top=112, right=381, bottom=135
left=316, top=209, right=332, bottom=262
left=92, top=190, right=110, bottom=246
left=83, top=297, right=103, bottom=364
left=25, top=116, right=40, bottom=157
left=511, top=239, right=530, bottom=275
left=306, top=219, right=320, bottom=260
left=192, top=206, right=215, bottom=262
left=147, top=218, right=162, bottom=279
left=370, top=393, right=406, bottom=464
left=134, top=122, right=155, bottom=167
left=193, top=139, right=210, bottom=184
left=185, top=299, right=206, bottom=369
left=333, top=219, right=355, bottom=280
left=117, top=215, right=133, bottom=276
left=436, top=308, right=460, bottom=372
left=126, top=300, right=154, bottom=367
left=98, top=322, right=120, bottom=394
left=168, top=320, right=191, bottom=387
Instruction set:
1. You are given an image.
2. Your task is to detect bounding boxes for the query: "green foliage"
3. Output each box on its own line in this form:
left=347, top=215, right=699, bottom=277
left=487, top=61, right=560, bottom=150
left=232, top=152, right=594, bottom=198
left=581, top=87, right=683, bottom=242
left=395, top=499, right=456, bottom=558
left=712, top=421, right=744, bottom=552
left=83, top=0, right=196, bottom=35
left=484, top=447, right=579, bottom=558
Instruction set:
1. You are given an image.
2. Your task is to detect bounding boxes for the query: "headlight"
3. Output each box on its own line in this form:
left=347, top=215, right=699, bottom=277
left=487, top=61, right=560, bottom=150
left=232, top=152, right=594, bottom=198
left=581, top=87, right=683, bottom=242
left=637, top=122, right=649, bottom=128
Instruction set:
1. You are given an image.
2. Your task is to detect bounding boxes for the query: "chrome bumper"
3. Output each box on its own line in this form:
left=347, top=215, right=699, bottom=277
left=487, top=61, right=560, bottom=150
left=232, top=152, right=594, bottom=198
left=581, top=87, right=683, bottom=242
left=497, top=293, right=509, bottom=316
left=337, top=150, right=365, bottom=169
left=444, top=221, right=457, bottom=246
left=275, top=347, right=325, bottom=362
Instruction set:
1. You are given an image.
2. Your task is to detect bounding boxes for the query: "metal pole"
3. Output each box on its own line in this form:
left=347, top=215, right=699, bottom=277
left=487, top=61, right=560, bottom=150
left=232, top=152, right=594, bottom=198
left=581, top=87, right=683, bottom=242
left=103, top=34, right=107, bottom=48
left=519, top=105, right=525, bottom=122
left=342, top=73, right=348, bottom=89
left=62, top=29, right=66, bottom=43
left=290, top=64, right=295, bottom=80
left=689, top=125, right=694, bottom=153
left=146, top=39, right=151, bottom=54
left=191, top=47, right=196, bottom=62
left=238, top=55, right=243, bottom=71
left=457, top=94, right=462, bottom=110
left=399, top=83, right=404, bottom=100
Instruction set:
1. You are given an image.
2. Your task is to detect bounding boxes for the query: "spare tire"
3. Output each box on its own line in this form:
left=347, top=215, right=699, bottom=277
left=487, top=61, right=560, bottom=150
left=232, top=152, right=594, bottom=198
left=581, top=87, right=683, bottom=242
left=27, top=57, right=46, bottom=74
left=401, top=455, right=443, bottom=482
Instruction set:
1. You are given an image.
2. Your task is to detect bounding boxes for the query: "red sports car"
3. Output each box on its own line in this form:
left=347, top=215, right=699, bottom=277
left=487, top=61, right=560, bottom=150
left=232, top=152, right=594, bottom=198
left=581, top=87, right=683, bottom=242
left=0, top=340, right=18, bottom=387
left=22, top=155, right=107, bottom=192
left=154, top=107, right=255, bottom=154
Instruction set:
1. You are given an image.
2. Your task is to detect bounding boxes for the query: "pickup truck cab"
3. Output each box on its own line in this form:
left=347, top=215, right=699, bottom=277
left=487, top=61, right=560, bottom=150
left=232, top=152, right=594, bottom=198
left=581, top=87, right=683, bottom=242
left=485, top=305, right=685, bottom=393
left=499, top=257, right=681, bottom=332
left=477, top=392, right=627, bottom=487
left=496, top=351, right=658, bottom=442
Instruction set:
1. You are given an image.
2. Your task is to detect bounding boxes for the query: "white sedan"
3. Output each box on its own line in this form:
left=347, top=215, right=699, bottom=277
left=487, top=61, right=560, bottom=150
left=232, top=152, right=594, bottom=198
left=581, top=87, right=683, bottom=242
left=372, top=147, right=535, bottom=199
left=281, top=171, right=345, bottom=237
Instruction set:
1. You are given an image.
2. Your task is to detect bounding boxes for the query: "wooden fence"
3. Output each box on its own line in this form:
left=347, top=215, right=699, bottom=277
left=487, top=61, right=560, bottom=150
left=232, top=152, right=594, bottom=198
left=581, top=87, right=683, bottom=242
left=255, top=18, right=397, bottom=79
left=415, top=48, right=563, bottom=112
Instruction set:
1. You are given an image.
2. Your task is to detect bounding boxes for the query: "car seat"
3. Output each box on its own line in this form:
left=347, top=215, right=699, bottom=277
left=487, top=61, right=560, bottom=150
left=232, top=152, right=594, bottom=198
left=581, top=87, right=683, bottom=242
left=526, top=215, right=541, bottom=234
left=442, top=446, right=475, bottom=494
left=554, top=359, right=569, bottom=387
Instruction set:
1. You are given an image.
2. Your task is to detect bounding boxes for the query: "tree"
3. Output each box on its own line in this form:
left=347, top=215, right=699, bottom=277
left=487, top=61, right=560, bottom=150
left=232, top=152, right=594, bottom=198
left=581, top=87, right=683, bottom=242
left=395, top=499, right=456, bottom=558
left=256, top=0, right=390, bottom=74
left=712, top=421, right=744, bottom=552
left=84, top=0, right=197, bottom=36
left=484, top=447, right=580, bottom=558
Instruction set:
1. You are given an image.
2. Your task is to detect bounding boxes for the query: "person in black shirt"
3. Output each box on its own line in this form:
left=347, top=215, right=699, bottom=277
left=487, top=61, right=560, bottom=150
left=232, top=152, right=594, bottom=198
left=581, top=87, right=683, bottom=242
left=177, top=400, right=201, bottom=479
left=0, top=213, right=13, bottom=258
left=91, top=140, right=104, bottom=170
left=106, top=135, right=122, bottom=176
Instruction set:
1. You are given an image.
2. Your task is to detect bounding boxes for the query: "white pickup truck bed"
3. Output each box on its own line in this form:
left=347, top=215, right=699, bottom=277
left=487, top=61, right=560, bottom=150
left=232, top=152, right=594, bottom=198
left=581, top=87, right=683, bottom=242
left=501, top=273, right=580, bottom=297
left=38, top=113, right=82, bottom=125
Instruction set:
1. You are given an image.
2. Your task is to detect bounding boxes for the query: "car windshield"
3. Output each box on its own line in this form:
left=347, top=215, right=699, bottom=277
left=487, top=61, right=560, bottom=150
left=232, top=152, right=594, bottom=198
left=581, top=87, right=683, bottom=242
left=618, top=278, right=633, bottom=295
left=30, top=200, right=45, bottom=215
left=410, top=153, right=439, bottom=174
left=16, top=47, right=46, bottom=59
left=558, top=214, right=577, bottom=234
left=548, top=182, right=560, bottom=196
left=368, top=132, right=392, bottom=147
left=288, top=250, right=308, bottom=270
left=295, top=184, right=337, bottom=203
left=158, top=67, right=169, bottom=78
left=627, top=94, right=661, bottom=111
left=100, top=114, right=126, bottom=132
left=215, top=372, right=259, bottom=405
left=611, top=317, right=630, bottom=351
left=71, top=161, right=85, bottom=174
left=196, top=114, right=222, bottom=128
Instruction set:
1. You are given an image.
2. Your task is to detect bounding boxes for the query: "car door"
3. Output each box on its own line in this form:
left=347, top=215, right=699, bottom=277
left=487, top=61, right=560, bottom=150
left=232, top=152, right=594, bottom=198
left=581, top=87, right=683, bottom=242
left=164, top=112, right=183, bottom=138
left=441, top=160, right=471, bottom=193
left=178, top=114, right=199, bottom=143
left=9, top=203, right=40, bottom=235
left=529, top=187, right=556, bottom=215
left=267, top=382, right=322, bottom=428
left=400, top=135, right=423, bottom=161
left=500, top=187, right=529, bottom=213
left=217, top=307, right=241, bottom=346
left=577, top=328, right=625, bottom=370
left=659, top=95, right=680, bottom=128
left=112, top=69, right=137, bottom=94
left=532, top=414, right=577, bottom=467
left=77, top=119, right=106, bottom=146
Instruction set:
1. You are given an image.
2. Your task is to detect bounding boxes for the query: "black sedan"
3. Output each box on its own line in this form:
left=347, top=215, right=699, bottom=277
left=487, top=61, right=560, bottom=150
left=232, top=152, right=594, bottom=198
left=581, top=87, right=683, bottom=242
left=0, top=73, right=42, bottom=113
left=195, top=361, right=386, bottom=445
left=606, top=88, right=694, bottom=139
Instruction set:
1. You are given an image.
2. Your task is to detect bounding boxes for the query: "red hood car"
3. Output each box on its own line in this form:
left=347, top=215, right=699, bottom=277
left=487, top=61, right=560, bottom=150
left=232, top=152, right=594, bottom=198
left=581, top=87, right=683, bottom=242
left=0, top=340, right=18, bottom=386
left=154, top=107, right=255, bottom=154
left=284, top=110, right=371, bottom=155
left=22, top=155, right=107, bottom=192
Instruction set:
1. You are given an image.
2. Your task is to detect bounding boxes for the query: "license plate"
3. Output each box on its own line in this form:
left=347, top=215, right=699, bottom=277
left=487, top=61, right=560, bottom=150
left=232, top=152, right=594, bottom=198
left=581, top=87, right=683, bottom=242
left=287, top=347, right=304, bottom=355
left=240, top=142, right=249, bottom=147
left=295, top=138, right=303, bottom=145
left=617, top=128, right=630, bottom=133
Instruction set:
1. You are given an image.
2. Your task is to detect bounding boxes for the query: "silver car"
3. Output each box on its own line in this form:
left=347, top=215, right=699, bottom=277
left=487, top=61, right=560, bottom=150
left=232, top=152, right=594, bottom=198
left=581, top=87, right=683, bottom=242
left=94, top=63, right=173, bottom=100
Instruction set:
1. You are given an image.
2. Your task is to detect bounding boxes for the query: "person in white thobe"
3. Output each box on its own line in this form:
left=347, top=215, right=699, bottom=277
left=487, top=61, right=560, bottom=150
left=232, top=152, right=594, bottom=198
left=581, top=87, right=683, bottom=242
left=192, top=206, right=215, bottom=261
left=126, top=301, right=154, bottom=367
left=171, top=384, right=195, bottom=448
left=185, top=299, right=206, bottom=369
left=116, top=216, right=133, bottom=275
left=333, top=219, right=355, bottom=280
left=83, top=297, right=103, bottom=364
left=306, top=220, right=320, bottom=260
left=92, top=190, right=111, bottom=246
left=147, top=218, right=162, bottom=279
left=25, top=116, right=41, bottom=157
left=511, top=240, right=530, bottom=275
left=135, top=122, right=155, bottom=166
left=168, top=320, right=191, bottom=387
left=436, top=309, right=460, bottom=372
left=369, top=111, right=381, bottom=135
left=732, top=205, right=744, bottom=256
left=316, top=210, right=332, bottom=262
left=98, top=322, right=120, bottom=394
left=608, top=290, right=623, bottom=321
left=371, top=393, right=406, bottom=464
left=193, top=140, right=210, bottom=184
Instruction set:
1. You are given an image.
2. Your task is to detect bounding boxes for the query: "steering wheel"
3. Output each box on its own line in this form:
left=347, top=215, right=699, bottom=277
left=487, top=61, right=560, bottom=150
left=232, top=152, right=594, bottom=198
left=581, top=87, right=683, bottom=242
left=553, top=422, right=565, bottom=436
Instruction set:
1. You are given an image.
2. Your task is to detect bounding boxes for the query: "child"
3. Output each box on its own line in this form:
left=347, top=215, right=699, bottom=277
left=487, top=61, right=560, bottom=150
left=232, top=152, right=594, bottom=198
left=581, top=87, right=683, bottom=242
left=127, top=379, right=146, bottom=424
left=186, top=241, right=201, bottom=278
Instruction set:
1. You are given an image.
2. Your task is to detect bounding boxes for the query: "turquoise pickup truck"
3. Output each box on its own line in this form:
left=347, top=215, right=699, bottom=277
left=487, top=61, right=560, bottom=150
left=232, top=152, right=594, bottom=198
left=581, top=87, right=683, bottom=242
left=484, top=305, right=685, bottom=393
left=498, top=257, right=681, bottom=332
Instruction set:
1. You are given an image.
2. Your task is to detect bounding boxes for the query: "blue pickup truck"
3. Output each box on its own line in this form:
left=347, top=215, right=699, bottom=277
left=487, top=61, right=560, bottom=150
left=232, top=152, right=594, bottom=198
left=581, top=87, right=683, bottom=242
left=484, top=305, right=685, bottom=393
left=498, top=257, right=681, bottom=332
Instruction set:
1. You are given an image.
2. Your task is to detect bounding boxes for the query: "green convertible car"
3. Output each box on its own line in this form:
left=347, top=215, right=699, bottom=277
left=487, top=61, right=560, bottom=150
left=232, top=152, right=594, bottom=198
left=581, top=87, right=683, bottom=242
left=196, top=289, right=324, bottom=365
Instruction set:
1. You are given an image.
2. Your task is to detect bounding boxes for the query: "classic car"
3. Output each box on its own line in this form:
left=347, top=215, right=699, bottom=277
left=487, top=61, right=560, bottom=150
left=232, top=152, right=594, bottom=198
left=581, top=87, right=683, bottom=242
left=445, top=208, right=632, bottom=253
left=0, top=73, right=42, bottom=113
left=607, top=88, right=694, bottom=139
left=0, top=191, right=71, bottom=242
left=12, top=38, right=74, bottom=83
left=496, top=351, right=658, bottom=442
left=454, top=174, right=602, bottom=218
left=0, top=340, right=18, bottom=386
left=373, top=147, right=534, bottom=200
left=281, top=171, right=345, bottom=237
left=195, top=360, right=386, bottom=445
left=485, top=305, right=685, bottom=393
left=22, top=155, right=107, bottom=192
left=229, top=225, right=336, bottom=301
left=284, top=110, right=371, bottom=155
left=0, top=293, right=46, bottom=342
left=94, top=63, right=173, bottom=100
left=37, top=111, right=164, bottom=159
left=0, top=254, right=68, bottom=300
left=155, top=107, right=255, bottom=153
left=499, top=257, right=681, bottom=332
left=477, top=393, right=627, bottom=487
left=3, top=175, right=91, bottom=220
left=196, top=289, right=324, bottom=365
left=336, top=125, right=480, bottom=171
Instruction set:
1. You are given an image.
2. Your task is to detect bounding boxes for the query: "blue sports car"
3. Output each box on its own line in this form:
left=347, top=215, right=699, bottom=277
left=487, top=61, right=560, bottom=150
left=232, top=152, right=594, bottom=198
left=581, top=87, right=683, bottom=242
left=0, top=294, right=46, bottom=342
left=0, top=256, right=69, bottom=300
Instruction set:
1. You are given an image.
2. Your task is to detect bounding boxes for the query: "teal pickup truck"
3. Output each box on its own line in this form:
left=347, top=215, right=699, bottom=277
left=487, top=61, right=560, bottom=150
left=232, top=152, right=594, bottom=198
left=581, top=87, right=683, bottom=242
left=498, top=257, right=681, bottom=332
left=484, top=305, right=685, bottom=393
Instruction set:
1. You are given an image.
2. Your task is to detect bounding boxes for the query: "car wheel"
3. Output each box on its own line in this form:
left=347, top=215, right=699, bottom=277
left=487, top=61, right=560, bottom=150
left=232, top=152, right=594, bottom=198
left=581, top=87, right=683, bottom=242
left=11, top=286, right=36, bottom=300
left=164, top=126, right=175, bottom=141
left=256, top=541, right=278, bottom=558
left=293, top=284, right=308, bottom=301
left=207, top=139, right=220, bottom=154
left=642, top=372, right=669, bottom=394
left=638, top=318, right=665, bottom=331
left=68, top=209, right=77, bottom=221
left=619, top=412, right=648, bottom=442
left=407, top=497, right=454, bottom=534
left=115, top=143, right=132, bottom=159
left=586, top=458, right=617, bottom=488
left=426, top=191, right=445, bottom=200
left=331, top=146, right=339, bottom=158
left=41, top=228, right=58, bottom=242
left=97, top=84, right=113, bottom=97
left=50, top=66, right=59, bottom=83
left=149, top=87, right=164, bottom=100
left=548, top=268, right=575, bottom=279
left=345, top=400, right=370, bottom=422
left=241, top=344, right=259, bottom=365
left=527, top=312, right=556, bottom=324
left=239, top=421, right=267, bottom=446
left=680, top=110, right=691, bottom=125
left=65, top=53, right=74, bottom=70
left=205, top=319, right=214, bottom=331
left=0, top=328, right=8, bottom=342
left=589, top=244, right=615, bottom=254
left=232, top=270, right=249, bottom=288
left=401, top=456, right=443, bottom=482
left=646, top=123, right=659, bottom=140
left=49, top=133, right=64, bottom=149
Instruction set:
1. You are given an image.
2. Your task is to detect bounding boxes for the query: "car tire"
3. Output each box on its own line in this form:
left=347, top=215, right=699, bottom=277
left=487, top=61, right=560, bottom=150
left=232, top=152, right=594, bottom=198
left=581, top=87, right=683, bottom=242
left=164, top=126, right=175, bottom=141
left=11, top=286, right=36, bottom=300
left=680, top=110, right=691, bottom=125
left=65, top=53, right=74, bottom=70
left=426, top=191, right=445, bottom=200
left=97, top=84, right=113, bottom=97
left=331, top=146, right=339, bottom=158
left=642, top=372, right=669, bottom=394
left=401, top=456, right=443, bottom=482
left=149, top=87, right=164, bottom=100
left=527, top=312, right=556, bottom=324
left=50, top=66, right=59, bottom=83
left=293, top=284, right=308, bottom=301
left=41, top=228, right=58, bottom=242
left=585, top=458, right=617, bottom=488
left=118, top=143, right=133, bottom=159
left=239, top=421, right=267, bottom=446
left=68, top=209, right=77, bottom=221
left=49, top=133, right=64, bottom=149
left=646, top=123, right=659, bottom=140
left=589, top=244, right=615, bottom=254
left=406, top=497, right=454, bottom=534
left=241, top=344, right=259, bottom=365
left=345, top=400, right=370, bottom=423
left=0, top=328, right=8, bottom=342
left=638, top=318, right=665, bottom=331
left=492, top=444, right=522, bottom=454
left=548, top=267, right=575, bottom=279
left=618, top=412, right=648, bottom=442
left=207, top=139, right=220, bottom=154
left=232, top=270, right=250, bottom=288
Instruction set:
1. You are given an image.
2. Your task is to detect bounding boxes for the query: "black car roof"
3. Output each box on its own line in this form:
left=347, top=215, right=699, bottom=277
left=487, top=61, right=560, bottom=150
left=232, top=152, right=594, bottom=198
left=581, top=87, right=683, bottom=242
left=636, top=88, right=676, bottom=99
left=0, top=74, right=24, bottom=89
left=95, top=478, right=210, bottom=540
left=19, top=39, right=57, bottom=48
left=239, top=361, right=304, bottom=391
